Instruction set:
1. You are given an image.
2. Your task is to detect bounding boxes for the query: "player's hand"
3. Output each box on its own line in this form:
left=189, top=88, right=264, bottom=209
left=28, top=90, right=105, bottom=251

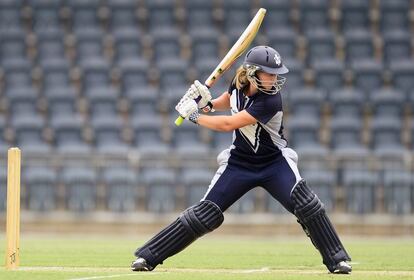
left=183, top=83, right=200, bottom=100
left=175, top=98, right=199, bottom=123
left=192, top=80, right=212, bottom=110
left=183, top=80, right=213, bottom=111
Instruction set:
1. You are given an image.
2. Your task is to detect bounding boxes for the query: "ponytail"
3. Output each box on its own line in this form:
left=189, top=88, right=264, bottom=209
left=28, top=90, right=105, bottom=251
left=232, top=65, right=249, bottom=90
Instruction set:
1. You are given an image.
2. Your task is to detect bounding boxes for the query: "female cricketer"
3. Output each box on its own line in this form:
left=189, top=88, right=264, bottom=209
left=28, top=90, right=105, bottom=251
left=131, top=46, right=352, bottom=274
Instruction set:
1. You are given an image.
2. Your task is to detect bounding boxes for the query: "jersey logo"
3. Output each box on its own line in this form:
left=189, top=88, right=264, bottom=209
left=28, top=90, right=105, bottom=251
left=239, top=123, right=262, bottom=153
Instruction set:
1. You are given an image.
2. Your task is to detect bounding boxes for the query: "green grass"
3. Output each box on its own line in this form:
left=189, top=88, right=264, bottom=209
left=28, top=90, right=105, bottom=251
left=0, top=234, right=413, bottom=280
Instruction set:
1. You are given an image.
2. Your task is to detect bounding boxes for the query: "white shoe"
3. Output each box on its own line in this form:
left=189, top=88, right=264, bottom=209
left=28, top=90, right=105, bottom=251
left=333, top=261, right=352, bottom=274
left=131, top=257, right=153, bottom=271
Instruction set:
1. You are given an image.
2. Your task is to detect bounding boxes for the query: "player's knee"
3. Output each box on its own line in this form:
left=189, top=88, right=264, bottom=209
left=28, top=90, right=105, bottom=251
left=179, top=200, right=224, bottom=237
left=290, top=180, right=325, bottom=222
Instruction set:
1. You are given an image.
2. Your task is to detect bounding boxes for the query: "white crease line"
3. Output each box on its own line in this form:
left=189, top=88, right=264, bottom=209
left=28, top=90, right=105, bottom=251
left=14, top=266, right=414, bottom=277
left=68, top=272, right=162, bottom=280
left=241, top=267, right=270, bottom=273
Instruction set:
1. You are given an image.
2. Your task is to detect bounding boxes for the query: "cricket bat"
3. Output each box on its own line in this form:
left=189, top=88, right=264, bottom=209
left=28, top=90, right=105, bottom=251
left=175, top=8, right=267, bottom=126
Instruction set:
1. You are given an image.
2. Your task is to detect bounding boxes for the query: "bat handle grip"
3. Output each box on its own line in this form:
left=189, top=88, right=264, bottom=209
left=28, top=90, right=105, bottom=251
left=175, top=116, right=184, bottom=126
left=174, top=95, right=203, bottom=126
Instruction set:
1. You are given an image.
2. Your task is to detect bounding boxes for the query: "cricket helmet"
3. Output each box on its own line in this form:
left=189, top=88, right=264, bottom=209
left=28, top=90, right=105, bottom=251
left=243, top=46, right=288, bottom=95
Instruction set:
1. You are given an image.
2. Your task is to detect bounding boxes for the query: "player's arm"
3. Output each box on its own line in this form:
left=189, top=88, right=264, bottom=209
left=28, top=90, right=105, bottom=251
left=180, top=81, right=230, bottom=112
left=210, top=92, right=231, bottom=111
left=175, top=93, right=257, bottom=131
left=197, top=110, right=256, bottom=132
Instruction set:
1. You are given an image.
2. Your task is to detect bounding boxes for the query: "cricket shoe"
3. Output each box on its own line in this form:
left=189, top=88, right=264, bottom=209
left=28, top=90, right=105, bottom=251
left=131, top=257, right=154, bottom=271
left=333, top=261, right=352, bottom=274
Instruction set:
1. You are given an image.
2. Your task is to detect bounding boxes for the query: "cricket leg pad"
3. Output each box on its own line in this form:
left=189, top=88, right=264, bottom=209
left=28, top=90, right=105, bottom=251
left=134, top=200, right=224, bottom=268
left=291, top=180, right=351, bottom=272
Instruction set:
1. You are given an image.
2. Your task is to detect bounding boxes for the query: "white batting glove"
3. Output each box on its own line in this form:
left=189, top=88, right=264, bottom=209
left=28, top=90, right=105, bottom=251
left=193, top=80, right=212, bottom=110
left=182, top=80, right=213, bottom=112
left=183, top=84, right=199, bottom=100
left=175, top=98, right=200, bottom=124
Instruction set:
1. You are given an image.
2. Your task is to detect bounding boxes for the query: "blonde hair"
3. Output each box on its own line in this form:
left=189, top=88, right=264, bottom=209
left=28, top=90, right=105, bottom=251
left=232, top=65, right=250, bottom=90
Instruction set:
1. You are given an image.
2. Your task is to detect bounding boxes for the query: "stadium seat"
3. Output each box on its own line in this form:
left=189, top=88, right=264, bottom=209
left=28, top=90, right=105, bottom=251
left=35, top=28, right=65, bottom=63
left=61, top=166, right=97, bottom=212
left=158, top=58, right=188, bottom=89
left=184, top=0, right=214, bottom=32
left=13, top=115, right=51, bottom=154
left=170, top=116, right=210, bottom=158
left=118, top=58, right=149, bottom=91
left=0, top=0, right=23, bottom=28
left=112, top=27, right=143, bottom=63
left=85, top=87, right=119, bottom=120
left=190, top=28, right=220, bottom=64
left=370, top=88, right=405, bottom=120
left=80, top=58, right=111, bottom=91
left=301, top=169, right=336, bottom=211
left=0, top=27, right=26, bottom=62
left=259, top=0, right=292, bottom=31
left=383, top=170, right=412, bottom=215
left=7, top=87, right=39, bottom=120
left=146, top=0, right=176, bottom=30
left=351, top=59, right=384, bottom=93
left=131, top=115, right=169, bottom=157
left=51, top=115, right=91, bottom=154
left=91, top=116, right=130, bottom=154
left=379, top=0, right=410, bottom=32
left=67, top=0, right=100, bottom=30
left=181, top=168, right=213, bottom=207
left=161, top=84, right=188, bottom=114
left=107, top=0, right=138, bottom=31
left=287, top=116, right=328, bottom=159
left=330, top=88, right=365, bottom=119
left=330, top=117, right=369, bottom=158
left=0, top=117, right=9, bottom=152
left=151, top=27, right=182, bottom=62
left=126, top=86, right=159, bottom=118
left=344, top=29, right=375, bottom=63
left=340, top=0, right=370, bottom=32
left=2, top=58, right=32, bottom=91
left=287, top=87, right=325, bottom=118
left=410, top=114, right=414, bottom=149
left=222, top=0, right=252, bottom=35
left=283, top=59, right=305, bottom=91
left=25, top=167, right=58, bottom=211
left=29, top=0, right=63, bottom=32
left=298, top=0, right=330, bottom=33
left=194, top=58, right=232, bottom=93
left=0, top=167, right=7, bottom=210
left=382, top=29, right=411, bottom=64
left=312, top=59, right=345, bottom=91
left=40, top=58, right=70, bottom=90
left=370, top=117, right=407, bottom=159
left=103, top=166, right=138, bottom=212
left=267, top=28, right=298, bottom=60
left=306, top=28, right=336, bottom=65
left=45, top=87, right=78, bottom=119
left=343, top=169, right=378, bottom=213
left=74, top=27, right=104, bottom=63
left=140, top=167, right=177, bottom=213
left=389, top=60, right=414, bottom=96
left=4, top=0, right=414, bottom=219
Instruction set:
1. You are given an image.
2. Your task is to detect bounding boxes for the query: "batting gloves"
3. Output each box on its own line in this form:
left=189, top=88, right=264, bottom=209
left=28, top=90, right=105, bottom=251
left=183, top=80, right=213, bottom=112
left=175, top=98, right=199, bottom=124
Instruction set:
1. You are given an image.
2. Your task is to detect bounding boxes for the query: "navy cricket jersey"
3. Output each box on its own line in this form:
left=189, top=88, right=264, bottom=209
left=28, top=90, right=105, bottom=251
left=227, top=82, right=288, bottom=167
